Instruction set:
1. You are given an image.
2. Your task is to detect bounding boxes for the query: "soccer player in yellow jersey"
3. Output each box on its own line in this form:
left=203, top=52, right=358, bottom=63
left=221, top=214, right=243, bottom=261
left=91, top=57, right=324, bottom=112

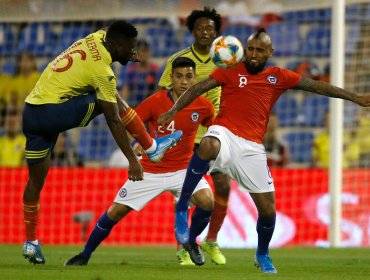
left=21, top=20, right=182, bottom=265
left=159, top=7, right=229, bottom=265
left=0, top=109, right=26, bottom=167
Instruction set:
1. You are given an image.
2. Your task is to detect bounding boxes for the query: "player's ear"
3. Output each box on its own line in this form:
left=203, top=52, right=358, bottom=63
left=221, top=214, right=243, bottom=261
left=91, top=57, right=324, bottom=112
left=269, top=47, right=274, bottom=57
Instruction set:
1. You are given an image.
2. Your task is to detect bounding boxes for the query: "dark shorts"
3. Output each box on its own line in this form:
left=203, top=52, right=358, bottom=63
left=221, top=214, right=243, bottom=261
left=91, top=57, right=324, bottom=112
left=23, top=93, right=101, bottom=165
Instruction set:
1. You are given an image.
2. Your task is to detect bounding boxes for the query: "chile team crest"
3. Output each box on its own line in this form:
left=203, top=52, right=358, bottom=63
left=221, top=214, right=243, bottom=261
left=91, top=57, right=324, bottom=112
left=267, top=75, right=278, bottom=84
left=191, top=112, right=199, bottom=122
left=119, top=188, right=127, bottom=198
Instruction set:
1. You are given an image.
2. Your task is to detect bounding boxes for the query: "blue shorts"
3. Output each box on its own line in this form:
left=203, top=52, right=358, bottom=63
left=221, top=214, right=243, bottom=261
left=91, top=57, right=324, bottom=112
left=22, top=93, right=101, bottom=165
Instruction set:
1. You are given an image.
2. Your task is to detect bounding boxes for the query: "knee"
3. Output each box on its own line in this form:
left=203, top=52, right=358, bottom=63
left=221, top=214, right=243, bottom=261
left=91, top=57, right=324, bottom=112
left=212, top=173, right=230, bottom=196
left=107, top=203, right=131, bottom=222
left=192, top=189, right=214, bottom=211
left=26, top=179, right=44, bottom=193
left=258, top=206, right=276, bottom=219
left=196, top=137, right=220, bottom=161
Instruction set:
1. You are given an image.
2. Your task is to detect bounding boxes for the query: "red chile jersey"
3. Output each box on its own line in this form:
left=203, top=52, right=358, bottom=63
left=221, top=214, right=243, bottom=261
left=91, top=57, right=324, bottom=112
left=210, top=63, right=301, bottom=143
left=136, top=89, right=214, bottom=173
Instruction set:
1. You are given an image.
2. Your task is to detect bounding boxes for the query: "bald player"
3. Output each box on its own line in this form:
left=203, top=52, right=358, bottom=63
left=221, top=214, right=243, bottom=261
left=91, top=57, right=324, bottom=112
left=158, top=28, right=370, bottom=273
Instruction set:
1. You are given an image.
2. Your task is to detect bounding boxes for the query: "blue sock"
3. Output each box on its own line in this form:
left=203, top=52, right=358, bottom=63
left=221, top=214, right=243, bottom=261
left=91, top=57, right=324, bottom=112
left=176, top=152, right=210, bottom=211
left=189, top=207, right=213, bottom=242
left=81, top=212, right=117, bottom=259
left=256, top=214, right=276, bottom=256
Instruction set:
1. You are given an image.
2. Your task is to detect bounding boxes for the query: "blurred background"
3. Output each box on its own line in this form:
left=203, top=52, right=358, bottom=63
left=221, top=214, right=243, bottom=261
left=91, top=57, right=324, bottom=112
left=0, top=0, right=369, bottom=248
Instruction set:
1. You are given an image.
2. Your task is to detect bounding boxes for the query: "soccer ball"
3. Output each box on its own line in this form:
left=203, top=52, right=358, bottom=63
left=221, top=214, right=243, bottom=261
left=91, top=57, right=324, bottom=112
left=210, top=35, right=244, bottom=69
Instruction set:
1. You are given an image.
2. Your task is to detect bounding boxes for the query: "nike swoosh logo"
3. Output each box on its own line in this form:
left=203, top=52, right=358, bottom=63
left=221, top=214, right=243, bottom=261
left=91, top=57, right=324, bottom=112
left=238, top=74, right=248, bottom=77
left=268, top=181, right=273, bottom=185
left=191, top=169, right=204, bottom=175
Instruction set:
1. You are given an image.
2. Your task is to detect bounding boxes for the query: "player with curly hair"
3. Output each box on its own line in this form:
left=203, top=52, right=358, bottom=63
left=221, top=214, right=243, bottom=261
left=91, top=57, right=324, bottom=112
left=159, top=6, right=229, bottom=266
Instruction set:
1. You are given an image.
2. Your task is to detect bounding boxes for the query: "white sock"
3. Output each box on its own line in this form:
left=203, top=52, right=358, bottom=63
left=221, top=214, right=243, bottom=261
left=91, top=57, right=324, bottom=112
left=146, top=139, right=157, bottom=153
left=30, top=240, right=39, bottom=245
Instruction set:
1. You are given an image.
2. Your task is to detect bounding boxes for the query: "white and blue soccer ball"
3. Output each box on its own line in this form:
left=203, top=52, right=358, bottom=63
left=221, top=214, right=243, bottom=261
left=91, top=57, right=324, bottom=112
left=210, top=35, right=244, bottom=69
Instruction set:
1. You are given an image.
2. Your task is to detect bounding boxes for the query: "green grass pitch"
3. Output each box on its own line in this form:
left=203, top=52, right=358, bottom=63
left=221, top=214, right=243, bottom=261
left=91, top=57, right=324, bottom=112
left=0, top=245, right=369, bottom=280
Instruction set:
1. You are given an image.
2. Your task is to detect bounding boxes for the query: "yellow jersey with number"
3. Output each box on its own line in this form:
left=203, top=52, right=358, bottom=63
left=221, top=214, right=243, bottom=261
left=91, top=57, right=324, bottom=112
left=25, top=30, right=117, bottom=105
left=158, top=45, right=221, bottom=143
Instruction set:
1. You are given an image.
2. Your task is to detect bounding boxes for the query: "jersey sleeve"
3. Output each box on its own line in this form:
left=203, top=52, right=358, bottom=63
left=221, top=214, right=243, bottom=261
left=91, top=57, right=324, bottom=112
left=281, top=68, right=301, bottom=89
left=91, top=74, right=117, bottom=103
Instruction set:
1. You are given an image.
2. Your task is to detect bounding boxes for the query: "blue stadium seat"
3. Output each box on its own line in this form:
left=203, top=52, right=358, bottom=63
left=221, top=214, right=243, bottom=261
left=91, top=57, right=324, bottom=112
left=38, top=61, right=50, bottom=73
left=267, top=22, right=301, bottom=56
left=297, top=95, right=329, bottom=127
left=0, top=23, right=16, bottom=56
left=17, top=23, right=57, bottom=56
left=285, top=60, right=321, bottom=79
left=77, top=127, right=117, bottom=161
left=272, top=93, right=298, bottom=126
left=343, top=102, right=360, bottom=127
left=180, top=30, right=194, bottom=50
left=346, top=5, right=362, bottom=22
left=57, top=24, right=92, bottom=54
left=223, top=24, right=255, bottom=45
left=300, top=26, right=330, bottom=56
left=283, top=9, right=331, bottom=23
left=1, top=59, right=16, bottom=75
left=284, top=131, right=314, bottom=163
left=366, top=3, right=370, bottom=20
left=77, top=116, right=117, bottom=161
left=345, top=23, right=361, bottom=56
left=145, top=25, right=179, bottom=57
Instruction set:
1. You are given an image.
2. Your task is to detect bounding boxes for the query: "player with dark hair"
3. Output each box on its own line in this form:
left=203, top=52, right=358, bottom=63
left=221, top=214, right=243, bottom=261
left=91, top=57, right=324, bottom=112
left=22, top=20, right=182, bottom=265
left=159, top=6, right=229, bottom=266
left=158, top=28, right=370, bottom=272
left=65, top=56, right=214, bottom=266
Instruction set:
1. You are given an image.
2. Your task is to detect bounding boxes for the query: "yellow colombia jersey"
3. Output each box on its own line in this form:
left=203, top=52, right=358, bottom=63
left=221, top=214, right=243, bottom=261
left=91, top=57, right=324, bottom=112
left=312, top=132, right=360, bottom=168
left=159, top=45, right=221, bottom=143
left=25, top=30, right=117, bottom=105
left=0, top=134, right=26, bottom=167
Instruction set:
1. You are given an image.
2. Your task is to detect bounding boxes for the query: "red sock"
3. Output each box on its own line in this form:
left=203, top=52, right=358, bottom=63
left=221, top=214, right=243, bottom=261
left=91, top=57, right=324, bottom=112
left=207, top=193, right=229, bottom=241
left=120, top=107, right=153, bottom=150
left=23, top=200, right=40, bottom=241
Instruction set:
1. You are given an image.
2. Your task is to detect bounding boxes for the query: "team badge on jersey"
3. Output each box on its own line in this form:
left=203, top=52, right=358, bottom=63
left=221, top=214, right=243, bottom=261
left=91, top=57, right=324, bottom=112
left=267, top=75, right=278, bottom=84
left=238, top=74, right=248, bottom=88
left=119, top=188, right=127, bottom=198
left=190, top=112, right=200, bottom=122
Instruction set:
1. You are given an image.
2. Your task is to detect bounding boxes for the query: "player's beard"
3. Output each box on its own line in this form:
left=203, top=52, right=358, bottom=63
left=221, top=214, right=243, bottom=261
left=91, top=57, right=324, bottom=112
left=244, top=60, right=266, bottom=74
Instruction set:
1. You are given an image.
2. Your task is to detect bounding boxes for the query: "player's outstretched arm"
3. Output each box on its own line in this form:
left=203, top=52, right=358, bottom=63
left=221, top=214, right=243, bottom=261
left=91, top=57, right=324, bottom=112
left=295, top=76, right=370, bottom=107
left=98, top=99, right=143, bottom=181
left=158, top=77, right=219, bottom=126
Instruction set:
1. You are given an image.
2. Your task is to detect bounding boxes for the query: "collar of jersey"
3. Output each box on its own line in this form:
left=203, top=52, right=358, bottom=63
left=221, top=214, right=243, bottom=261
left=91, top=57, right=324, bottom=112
left=96, top=31, right=112, bottom=65
left=191, top=45, right=211, bottom=64
left=167, top=89, right=175, bottom=104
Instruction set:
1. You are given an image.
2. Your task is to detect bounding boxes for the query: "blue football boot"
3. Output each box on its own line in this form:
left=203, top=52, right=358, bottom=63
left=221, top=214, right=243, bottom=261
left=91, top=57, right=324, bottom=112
left=254, top=254, right=277, bottom=274
left=147, top=130, right=183, bottom=162
left=22, top=241, right=45, bottom=264
left=174, top=209, right=189, bottom=244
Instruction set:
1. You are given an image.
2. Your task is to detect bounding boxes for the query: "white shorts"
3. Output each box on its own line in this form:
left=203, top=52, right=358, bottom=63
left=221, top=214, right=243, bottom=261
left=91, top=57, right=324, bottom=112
left=114, top=169, right=211, bottom=211
left=203, top=125, right=275, bottom=193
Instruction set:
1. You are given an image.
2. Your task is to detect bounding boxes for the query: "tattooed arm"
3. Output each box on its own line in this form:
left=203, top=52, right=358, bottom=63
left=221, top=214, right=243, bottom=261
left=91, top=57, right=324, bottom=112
left=158, top=77, right=219, bottom=126
left=295, top=77, right=370, bottom=106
